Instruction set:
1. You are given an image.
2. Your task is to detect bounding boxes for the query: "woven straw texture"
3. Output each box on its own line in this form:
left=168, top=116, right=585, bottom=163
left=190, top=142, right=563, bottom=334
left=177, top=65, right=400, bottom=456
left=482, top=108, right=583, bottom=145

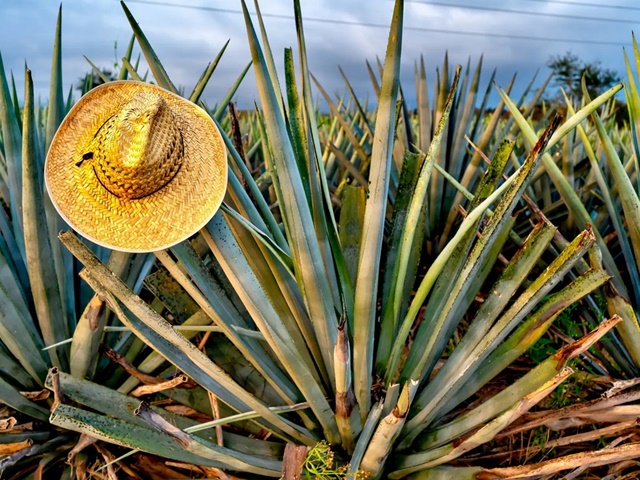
left=45, top=81, right=227, bottom=252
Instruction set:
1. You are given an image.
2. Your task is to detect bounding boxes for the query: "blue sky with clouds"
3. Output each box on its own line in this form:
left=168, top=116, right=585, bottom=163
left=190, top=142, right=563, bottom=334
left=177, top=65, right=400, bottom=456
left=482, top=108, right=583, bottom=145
left=0, top=0, right=636, bottom=109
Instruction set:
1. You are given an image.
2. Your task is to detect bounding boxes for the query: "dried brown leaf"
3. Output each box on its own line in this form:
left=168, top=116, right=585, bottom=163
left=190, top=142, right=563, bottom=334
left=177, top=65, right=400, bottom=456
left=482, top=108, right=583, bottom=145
left=19, top=390, right=50, bottom=401
left=0, top=440, right=32, bottom=455
left=480, top=442, right=640, bottom=479
left=130, top=375, right=189, bottom=397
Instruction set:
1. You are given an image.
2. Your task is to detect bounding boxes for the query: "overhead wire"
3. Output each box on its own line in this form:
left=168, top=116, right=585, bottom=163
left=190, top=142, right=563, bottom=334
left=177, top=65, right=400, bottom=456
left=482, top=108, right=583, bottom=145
left=407, top=0, right=640, bottom=25
left=123, top=0, right=630, bottom=47
left=515, top=0, right=640, bottom=12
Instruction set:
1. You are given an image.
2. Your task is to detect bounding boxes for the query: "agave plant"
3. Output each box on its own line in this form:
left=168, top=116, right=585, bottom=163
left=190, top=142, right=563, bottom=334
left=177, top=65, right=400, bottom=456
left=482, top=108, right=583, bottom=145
left=1, top=0, right=640, bottom=479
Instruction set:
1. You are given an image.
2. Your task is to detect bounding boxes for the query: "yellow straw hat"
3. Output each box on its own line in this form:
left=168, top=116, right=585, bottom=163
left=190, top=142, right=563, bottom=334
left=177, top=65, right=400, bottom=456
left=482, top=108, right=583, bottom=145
left=45, top=81, right=227, bottom=252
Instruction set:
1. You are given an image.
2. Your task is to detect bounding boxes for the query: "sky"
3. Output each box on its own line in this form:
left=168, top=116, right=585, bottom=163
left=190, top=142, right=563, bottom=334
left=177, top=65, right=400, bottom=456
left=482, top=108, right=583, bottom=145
left=0, top=0, right=637, bottom=110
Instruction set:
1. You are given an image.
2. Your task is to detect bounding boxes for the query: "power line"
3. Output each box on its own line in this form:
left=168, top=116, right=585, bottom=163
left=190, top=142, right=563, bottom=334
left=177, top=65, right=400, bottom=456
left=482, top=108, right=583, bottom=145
left=124, top=0, right=630, bottom=47
left=403, top=28, right=626, bottom=47
left=516, top=0, right=640, bottom=12
left=408, top=0, right=640, bottom=24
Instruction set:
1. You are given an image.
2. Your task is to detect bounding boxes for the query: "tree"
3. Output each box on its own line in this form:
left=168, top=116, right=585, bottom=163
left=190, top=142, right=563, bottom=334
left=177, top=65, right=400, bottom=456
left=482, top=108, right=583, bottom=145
left=547, top=51, right=620, bottom=99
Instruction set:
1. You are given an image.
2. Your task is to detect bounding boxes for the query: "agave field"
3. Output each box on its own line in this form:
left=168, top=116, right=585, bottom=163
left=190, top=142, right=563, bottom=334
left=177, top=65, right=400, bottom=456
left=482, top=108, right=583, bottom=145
left=3, top=0, right=640, bottom=478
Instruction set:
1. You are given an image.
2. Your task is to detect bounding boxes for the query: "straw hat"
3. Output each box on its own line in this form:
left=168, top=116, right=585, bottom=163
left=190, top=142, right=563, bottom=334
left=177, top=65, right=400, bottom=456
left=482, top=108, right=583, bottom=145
left=45, top=81, right=227, bottom=252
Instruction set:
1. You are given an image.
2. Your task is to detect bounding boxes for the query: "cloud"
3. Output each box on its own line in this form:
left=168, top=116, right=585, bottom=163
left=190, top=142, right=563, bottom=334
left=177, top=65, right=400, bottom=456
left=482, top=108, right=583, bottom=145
left=0, top=0, right=634, bottom=110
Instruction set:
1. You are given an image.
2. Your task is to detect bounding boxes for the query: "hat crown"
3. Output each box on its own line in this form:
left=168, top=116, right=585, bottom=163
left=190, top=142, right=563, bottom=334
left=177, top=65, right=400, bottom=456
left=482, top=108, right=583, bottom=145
left=84, top=91, right=184, bottom=199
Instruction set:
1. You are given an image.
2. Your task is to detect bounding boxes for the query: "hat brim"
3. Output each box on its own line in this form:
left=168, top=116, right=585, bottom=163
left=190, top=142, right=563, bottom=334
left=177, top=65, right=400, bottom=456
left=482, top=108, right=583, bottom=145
left=45, top=81, right=227, bottom=252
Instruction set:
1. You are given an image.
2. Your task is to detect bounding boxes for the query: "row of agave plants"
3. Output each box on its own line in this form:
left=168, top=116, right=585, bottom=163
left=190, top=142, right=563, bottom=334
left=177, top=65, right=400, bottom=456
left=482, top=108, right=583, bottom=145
left=2, top=0, right=640, bottom=478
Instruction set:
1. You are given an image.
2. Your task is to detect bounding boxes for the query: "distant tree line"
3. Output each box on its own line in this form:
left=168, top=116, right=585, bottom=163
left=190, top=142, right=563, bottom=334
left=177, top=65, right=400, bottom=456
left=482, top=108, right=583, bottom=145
left=547, top=51, right=620, bottom=100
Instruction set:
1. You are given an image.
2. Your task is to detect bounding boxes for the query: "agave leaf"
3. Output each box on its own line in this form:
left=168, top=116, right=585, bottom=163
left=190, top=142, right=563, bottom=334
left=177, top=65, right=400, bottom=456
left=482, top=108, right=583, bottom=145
left=217, top=119, right=290, bottom=254
left=312, top=76, right=371, bottom=173
left=45, top=5, right=64, bottom=151
left=160, top=241, right=306, bottom=407
left=320, top=114, right=341, bottom=177
left=386, top=156, right=516, bottom=387
left=334, top=323, right=361, bottom=453
left=127, top=251, right=155, bottom=292
left=60, top=231, right=317, bottom=445
left=365, top=59, right=381, bottom=98
left=547, top=83, right=624, bottom=149
left=382, top=68, right=460, bottom=379
left=69, top=251, right=131, bottom=380
left=0, top=211, right=29, bottom=303
left=223, top=206, right=323, bottom=369
left=563, top=93, right=640, bottom=307
left=241, top=0, right=338, bottom=389
left=9, top=73, right=21, bottom=131
left=0, top=375, right=49, bottom=421
left=212, top=61, right=252, bottom=123
left=361, top=380, right=419, bottom=478
left=406, top=219, right=555, bottom=430
left=398, top=117, right=560, bottom=388
left=415, top=56, right=431, bottom=152
left=0, top=343, right=36, bottom=389
left=117, top=34, right=136, bottom=80
left=47, top=370, right=284, bottom=474
left=120, top=1, right=176, bottom=92
left=416, top=261, right=609, bottom=438
left=222, top=174, right=325, bottom=381
left=446, top=269, right=606, bottom=416
left=353, top=0, right=404, bottom=418
left=456, top=73, right=515, bottom=194
left=50, top=403, right=282, bottom=476
left=0, top=431, right=50, bottom=444
left=490, top=70, right=547, bottom=164
left=251, top=0, right=285, bottom=117
left=64, top=85, right=73, bottom=112
left=339, top=66, right=375, bottom=139
left=448, top=55, right=483, bottom=179
left=43, top=7, right=74, bottom=341
left=439, top=69, right=507, bottom=248
left=604, top=282, right=640, bottom=367
left=377, top=151, right=426, bottom=370
left=387, top=139, right=511, bottom=383
left=189, top=40, right=229, bottom=104
left=0, top=266, right=47, bottom=384
left=121, top=57, right=143, bottom=82
left=410, top=316, right=620, bottom=453
left=68, top=294, right=105, bottom=380
left=347, top=402, right=384, bottom=475
left=329, top=142, right=369, bottom=189
left=284, top=48, right=310, bottom=195
left=221, top=204, right=294, bottom=272
left=520, top=71, right=552, bottom=120
left=0, top=52, right=24, bottom=258
left=467, top=67, right=496, bottom=147
left=390, top=370, right=572, bottom=478
left=427, top=56, right=451, bottom=236
left=497, top=83, right=627, bottom=296
left=83, top=56, right=110, bottom=84
left=338, top=185, right=365, bottom=333
left=588, top=91, right=640, bottom=297
left=203, top=215, right=340, bottom=443
left=625, top=40, right=640, bottom=183
left=50, top=369, right=190, bottom=431
left=0, top=155, right=9, bottom=209
left=117, top=311, right=210, bottom=394
left=203, top=332, right=290, bottom=408
left=397, top=84, right=416, bottom=157
left=22, top=68, right=68, bottom=370
left=289, top=8, right=348, bottom=321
